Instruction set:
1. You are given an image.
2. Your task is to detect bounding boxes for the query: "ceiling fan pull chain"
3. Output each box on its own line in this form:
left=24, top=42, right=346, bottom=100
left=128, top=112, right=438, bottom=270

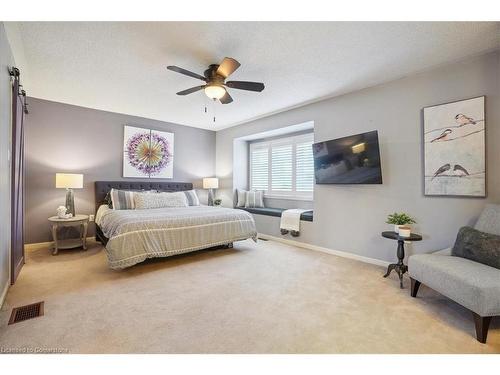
left=213, top=98, right=216, bottom=123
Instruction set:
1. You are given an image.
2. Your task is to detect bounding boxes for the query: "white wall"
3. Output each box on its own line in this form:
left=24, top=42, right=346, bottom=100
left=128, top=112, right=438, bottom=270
left=216, top=51, right=500, bottom=262
left=0, top=23, right=15, bottom=305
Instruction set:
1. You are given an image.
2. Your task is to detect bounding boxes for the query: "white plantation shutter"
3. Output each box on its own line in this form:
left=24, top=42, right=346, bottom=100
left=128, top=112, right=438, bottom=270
left=249, top=132, right=314, bottom=199
left=295, top=140, right=314, bottom=192
left=271, top=144, right=293, bottom=191
left=250, top=146, right=268, bottom=191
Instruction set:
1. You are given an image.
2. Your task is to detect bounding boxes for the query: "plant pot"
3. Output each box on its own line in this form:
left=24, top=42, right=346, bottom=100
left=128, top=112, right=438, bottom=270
left=394, top=224, right=411, bottom=233
left=398, top=227, right=411, bottom=238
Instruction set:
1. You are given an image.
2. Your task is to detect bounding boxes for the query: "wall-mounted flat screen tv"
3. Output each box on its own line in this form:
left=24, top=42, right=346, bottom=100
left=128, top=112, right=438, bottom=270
left=313, top=130, right=382, bottom=184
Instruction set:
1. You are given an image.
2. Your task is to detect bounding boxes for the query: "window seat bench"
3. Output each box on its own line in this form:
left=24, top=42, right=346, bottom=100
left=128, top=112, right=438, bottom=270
left=239, top=207, right=313, bottom=222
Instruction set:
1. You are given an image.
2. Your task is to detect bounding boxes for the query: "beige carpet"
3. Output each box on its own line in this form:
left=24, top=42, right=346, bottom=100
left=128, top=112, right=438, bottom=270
left=0, top=239, right=498, bottom=353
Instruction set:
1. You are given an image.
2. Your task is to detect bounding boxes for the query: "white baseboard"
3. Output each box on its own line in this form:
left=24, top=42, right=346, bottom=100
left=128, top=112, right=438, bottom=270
left=0, top=279, right=9, bottom=309
left=257, top=233, right=390, bottom=268
left=24, top=237, right=97, bottom=252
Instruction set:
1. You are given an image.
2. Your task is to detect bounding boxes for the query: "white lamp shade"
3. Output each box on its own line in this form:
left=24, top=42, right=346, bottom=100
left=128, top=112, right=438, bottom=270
left=203, top=177, right=219, bottom=189
left=56, top=173, right=83, bottom=189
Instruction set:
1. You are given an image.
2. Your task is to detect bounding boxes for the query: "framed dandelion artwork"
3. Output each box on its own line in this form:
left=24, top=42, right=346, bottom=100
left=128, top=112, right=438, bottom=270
left=123, top=126, right=174, bottom=178
left=423, top=96, right=485, bottom=197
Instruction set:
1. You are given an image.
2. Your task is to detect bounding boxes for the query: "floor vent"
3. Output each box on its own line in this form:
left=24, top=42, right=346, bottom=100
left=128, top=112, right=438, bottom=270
left=257, top=237, right=269, bottom=241
left=8, top=301, right=44, bottom=325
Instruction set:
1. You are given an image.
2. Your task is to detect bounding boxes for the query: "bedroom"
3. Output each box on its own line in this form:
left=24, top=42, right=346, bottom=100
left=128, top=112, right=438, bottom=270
left=1, top=0, right=500, bottom=371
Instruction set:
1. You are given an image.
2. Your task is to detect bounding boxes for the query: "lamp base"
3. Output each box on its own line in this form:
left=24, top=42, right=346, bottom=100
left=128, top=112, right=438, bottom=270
left=207, top=189, right=214, bottom=206
left=65, top=188, right=75, bottom=216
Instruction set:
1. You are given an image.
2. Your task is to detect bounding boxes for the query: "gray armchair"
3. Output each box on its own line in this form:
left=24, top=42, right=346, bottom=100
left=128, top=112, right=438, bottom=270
left=408, top=204, right=500, bottom=343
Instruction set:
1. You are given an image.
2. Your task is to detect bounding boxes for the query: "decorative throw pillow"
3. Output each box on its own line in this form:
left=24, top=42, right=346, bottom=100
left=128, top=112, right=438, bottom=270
left=110, top=189, right=136, bottom=210
left=245, top=191, right=265, bottom=208
left=135, top=191, right=188, bottom=209
left=451, top=226, right=500, bottom=270
left=236, top=189, right=247, bottom=207
left=183, top=190, right=200, bottom=206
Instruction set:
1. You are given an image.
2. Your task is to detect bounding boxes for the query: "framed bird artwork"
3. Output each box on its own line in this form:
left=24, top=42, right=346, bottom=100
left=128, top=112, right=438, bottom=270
left=423, top=96, right=485, bottom=197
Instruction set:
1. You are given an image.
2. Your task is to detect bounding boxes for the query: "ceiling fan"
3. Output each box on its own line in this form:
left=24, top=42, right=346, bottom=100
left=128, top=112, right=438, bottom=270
left=167, top=57, right=265, bottom=104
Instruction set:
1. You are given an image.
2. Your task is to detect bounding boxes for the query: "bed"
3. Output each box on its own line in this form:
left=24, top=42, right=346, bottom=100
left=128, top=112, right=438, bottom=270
left=94, top=181, right=257, bottom=269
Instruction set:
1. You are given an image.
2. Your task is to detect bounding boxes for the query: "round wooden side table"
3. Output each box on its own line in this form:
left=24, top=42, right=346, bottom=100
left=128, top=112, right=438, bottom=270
left=381, top=231, right=422, bottom=289
left=48, top=214, right=89, bottom=255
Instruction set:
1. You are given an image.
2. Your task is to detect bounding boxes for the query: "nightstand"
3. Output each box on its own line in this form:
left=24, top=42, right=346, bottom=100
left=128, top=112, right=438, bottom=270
left=381, top=231, right=423, bottom=289
left=48, top=214, right=89, bottom=255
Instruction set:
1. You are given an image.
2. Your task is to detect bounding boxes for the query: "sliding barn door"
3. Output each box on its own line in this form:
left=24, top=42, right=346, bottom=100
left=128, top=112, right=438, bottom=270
left=10, top=69, right=25, bottom=284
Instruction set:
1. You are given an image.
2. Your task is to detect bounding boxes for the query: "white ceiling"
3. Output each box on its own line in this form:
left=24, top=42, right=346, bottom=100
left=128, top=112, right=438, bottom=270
left=10, top=22, right=500, bottom=130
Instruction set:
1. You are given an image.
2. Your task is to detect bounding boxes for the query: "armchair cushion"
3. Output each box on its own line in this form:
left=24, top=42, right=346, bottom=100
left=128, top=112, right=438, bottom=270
left=433, top=247, right=452, bottom=256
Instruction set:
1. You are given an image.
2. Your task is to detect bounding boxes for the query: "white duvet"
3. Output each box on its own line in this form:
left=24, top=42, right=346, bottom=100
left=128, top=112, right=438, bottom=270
left=96, top=205, right=257, bottom=269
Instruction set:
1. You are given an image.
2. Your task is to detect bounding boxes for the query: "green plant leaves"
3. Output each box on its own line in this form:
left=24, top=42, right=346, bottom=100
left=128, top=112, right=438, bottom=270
left=386, top=212, right=416, bottom=225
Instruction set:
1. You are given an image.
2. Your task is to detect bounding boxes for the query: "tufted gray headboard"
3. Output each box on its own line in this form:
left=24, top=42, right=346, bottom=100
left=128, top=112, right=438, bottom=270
left=94, top=181, right=193, bottom=212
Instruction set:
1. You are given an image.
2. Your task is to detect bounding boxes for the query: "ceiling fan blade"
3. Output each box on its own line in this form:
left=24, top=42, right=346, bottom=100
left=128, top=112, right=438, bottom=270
left=176, top=85, right=205, bottom=95
left=219, top=91, right=233, bottom=104
left=216, top=57, right=241, bottom=78
left=167, top=66, right=206, bottom=81
left=226, top=81, right=265, bottom=92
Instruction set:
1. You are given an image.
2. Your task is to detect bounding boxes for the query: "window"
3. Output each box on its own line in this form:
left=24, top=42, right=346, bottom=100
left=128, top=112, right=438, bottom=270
left=250, top=133, right=314, bottom=199
left=250, top=146, right=268, bottom=191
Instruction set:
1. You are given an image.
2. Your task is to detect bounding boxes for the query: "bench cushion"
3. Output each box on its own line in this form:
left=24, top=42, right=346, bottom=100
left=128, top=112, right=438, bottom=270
left=408, top=254, right=500, bottom=316
left=240, top=207, right=313, bottom=222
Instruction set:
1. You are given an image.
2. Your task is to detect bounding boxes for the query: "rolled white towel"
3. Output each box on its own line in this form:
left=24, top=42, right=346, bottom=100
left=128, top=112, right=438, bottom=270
left=280, top=209, right=311, bottom=232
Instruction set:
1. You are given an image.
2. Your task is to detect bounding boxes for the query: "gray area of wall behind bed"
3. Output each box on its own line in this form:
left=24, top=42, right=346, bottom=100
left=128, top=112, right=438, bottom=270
left=25, top=98, right=216, bottom=243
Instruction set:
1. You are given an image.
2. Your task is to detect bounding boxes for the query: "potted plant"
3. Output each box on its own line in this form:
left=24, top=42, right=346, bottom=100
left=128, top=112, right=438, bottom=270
left=386, top=212, right=416, bottom=233
left=213, top=198, right=222, bottom=206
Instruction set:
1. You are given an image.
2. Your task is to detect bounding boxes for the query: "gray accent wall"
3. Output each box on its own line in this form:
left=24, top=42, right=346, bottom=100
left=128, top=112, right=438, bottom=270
left=0, top=23, right=15, bottom=300
left=216, top=51, right=500, bottom=263
left=25, top=98, right=216, bottom=243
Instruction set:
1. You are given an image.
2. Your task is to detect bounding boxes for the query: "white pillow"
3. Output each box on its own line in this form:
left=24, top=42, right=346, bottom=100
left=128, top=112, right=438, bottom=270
left=245, top=191, right=264, bottom=208
left=236, top=189, right=247, bottom=207
left=135, top=191, right=188, bottom=209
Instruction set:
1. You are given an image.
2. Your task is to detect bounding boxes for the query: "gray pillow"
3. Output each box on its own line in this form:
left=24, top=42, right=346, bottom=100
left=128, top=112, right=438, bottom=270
left=236, top=189, right=247, bottom=207
left=110, top=189, right=136, bottom=210
left=183, top=190, right=200, bottom=206
left=452, top=226, right=500, bottom=269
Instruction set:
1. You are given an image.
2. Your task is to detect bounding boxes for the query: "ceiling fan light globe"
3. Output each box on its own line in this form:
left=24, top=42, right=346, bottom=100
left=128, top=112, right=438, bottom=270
left=204, top=85, right=226, bottom=100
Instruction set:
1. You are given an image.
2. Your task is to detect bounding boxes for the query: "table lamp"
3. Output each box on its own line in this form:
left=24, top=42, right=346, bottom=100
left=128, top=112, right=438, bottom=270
left=203, top=177, right=219, bottom=206
left=56, top=173, right=83, bottom=216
